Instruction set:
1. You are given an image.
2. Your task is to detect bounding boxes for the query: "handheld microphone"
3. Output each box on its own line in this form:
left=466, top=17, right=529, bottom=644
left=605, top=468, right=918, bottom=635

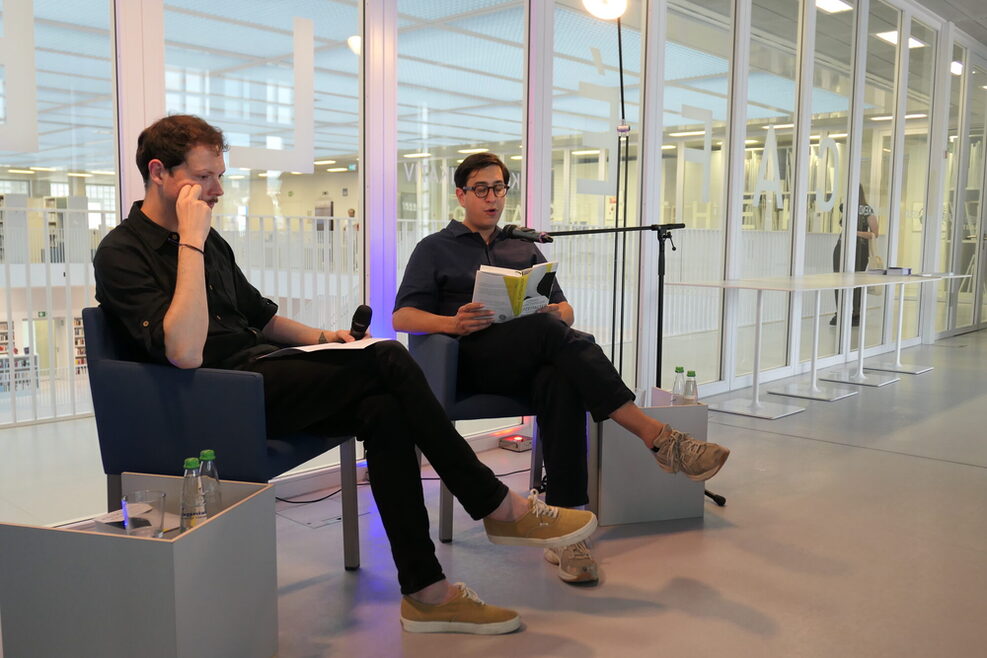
left=501, top=224, right=553, bottom=243
left=349, top=305, right=372, bottom=340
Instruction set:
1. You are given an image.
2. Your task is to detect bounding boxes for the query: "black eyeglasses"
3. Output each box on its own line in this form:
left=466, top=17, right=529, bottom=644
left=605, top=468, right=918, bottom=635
left=462, top=183, right=510, bottom=198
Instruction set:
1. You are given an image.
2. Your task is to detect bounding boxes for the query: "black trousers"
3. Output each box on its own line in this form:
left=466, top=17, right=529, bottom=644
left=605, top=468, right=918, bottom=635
left=245, top=340, right=508, bottom=595
left=458, top=313, right=636, bottom=507
left=833, top=238, right=870, bottom=316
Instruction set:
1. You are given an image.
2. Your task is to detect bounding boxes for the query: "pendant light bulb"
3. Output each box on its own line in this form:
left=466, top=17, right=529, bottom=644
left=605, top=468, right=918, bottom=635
left=582, top=0, right=627, bottom=20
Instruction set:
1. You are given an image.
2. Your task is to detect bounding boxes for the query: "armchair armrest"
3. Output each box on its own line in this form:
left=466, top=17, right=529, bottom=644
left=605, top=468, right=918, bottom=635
left=407, top=333, right=459, bottom=410
left=88, top=359, right=271, bottom=482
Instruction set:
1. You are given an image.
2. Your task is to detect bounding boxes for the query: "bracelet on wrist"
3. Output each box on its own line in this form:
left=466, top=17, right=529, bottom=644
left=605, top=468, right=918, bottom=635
left=178, top=243, right=205, bottom=256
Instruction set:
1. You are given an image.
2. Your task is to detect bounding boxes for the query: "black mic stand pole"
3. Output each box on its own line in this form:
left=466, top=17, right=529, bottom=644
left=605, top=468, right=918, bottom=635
left=542, top=222, right=726, bottom=507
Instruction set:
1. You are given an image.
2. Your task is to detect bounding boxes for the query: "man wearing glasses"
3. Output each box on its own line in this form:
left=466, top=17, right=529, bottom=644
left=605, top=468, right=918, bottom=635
left=393, top=153, right=730, bottom=585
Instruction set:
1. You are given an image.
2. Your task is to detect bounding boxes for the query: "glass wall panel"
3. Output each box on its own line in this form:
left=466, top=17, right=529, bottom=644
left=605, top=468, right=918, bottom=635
left=395, top=0, right=525, bottom=434
left=550, top=0, right=644, bottom=385
left=936, top=44, right=965, bottom=333
left=855, top=0, right=899, bottom=347
left=660, top=0, right=732, bottom=386
left=894, top=19, right=936, bottom=341
left=805, top=0, right=856, bottom=360
left=965, top=63, right=987, bottom=329
left=395, top=0, right=525, bottom=273
left=0, top=0, right=115, bottom=424
left=736, top=0, right=800, bottom=376
left=164, top=0, right=361, bottom=330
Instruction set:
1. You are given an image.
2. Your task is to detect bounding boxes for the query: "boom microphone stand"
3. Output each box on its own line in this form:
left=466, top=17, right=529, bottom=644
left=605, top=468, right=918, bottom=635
left=518, top=222, right=726, bottom=507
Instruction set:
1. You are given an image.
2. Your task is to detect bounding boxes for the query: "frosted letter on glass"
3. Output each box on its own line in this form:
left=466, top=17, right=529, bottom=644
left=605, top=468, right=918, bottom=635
left=575, top=81, right=621, bottom=197
left=681, top=105, right=712, bottom=203
left=754, top=126, right=783, bottom=209
left=0, top=0, right=38, bottom=152
left=815, top=135, right=839, bottom=212
left=229, top=18, right=314, bottom=172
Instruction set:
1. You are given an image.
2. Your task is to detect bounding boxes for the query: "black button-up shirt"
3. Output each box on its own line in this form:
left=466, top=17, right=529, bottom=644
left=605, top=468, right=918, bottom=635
left=394, top=220, right=566, bottom=317
left=94, top=201, right=279, bottom=369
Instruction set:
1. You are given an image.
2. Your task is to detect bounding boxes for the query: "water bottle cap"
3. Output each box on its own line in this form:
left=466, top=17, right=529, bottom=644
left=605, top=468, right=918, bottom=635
left=674, top=366, right=684, bottom=372
left=687, top=370, right=696, bottom=377
left=184, top=457, right=201, bottom=470
left=199, top=449, right=216, bottom=461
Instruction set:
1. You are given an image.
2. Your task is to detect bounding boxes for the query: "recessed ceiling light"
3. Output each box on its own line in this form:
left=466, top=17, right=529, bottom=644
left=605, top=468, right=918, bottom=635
left=403, top=152, right=431, bottom=159
left=29, top=166, right=57, bottom=171
left=765, top=124, right=794, bottom=130
left=668, top=130, right=706, bottom=137
left=661, top=145, right=676, bottom=150
left=571, top=149, right=601, bottom=155
left=8, top=169, right=35, bottom=174
left=458, top=148, right=487, bottom=154
left=510, top=155, right=523, bottom=160
left=67, top=172, right=92, bottom=178
left=951, top=61, right=964, bottom=76
left=314, top=159, right=336, bottom=165
left=829, top=133, right=848, bottom=138
left=326, top=167, right=348, bottom=172
left=228, top=175, right=245, bottom=180
left=816, top=0, right=852, bottom=14
left=875, top=31, right=925, bottom=48
left=744, top=139, right=759, bottom=145
left=89, top=170, right=115, bottom=175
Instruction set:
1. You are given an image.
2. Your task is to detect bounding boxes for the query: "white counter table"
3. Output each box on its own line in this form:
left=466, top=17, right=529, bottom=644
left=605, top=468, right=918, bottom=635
left=669, top=272, right=944, bottom=419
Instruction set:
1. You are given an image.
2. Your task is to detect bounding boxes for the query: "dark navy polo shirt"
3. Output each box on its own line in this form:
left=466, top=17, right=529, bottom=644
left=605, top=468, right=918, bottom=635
left=94, top=201, right=279, bottom=369
left=394, top=220, right=567, bottom=317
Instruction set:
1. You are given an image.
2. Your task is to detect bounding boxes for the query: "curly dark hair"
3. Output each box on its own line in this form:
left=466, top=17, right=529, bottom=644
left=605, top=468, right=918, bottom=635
left=136, top=114, right=228, bottom=184
left=453, top=152, right=510, bottom=189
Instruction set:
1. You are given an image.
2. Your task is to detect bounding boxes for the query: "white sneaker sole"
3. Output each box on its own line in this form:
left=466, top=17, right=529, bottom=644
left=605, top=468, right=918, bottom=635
left=486, top=515, right=598, bottom=549
left=400, top=616, right=521, bottom=635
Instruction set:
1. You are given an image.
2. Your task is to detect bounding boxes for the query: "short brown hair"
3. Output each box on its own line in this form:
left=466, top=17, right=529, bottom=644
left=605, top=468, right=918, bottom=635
left=454, top=152, right=510, bottom=189
left=136, top=114, right=228, bottom=184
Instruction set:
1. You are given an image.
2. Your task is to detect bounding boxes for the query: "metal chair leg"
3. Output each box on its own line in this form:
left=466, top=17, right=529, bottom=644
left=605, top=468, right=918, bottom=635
left=340, top=437, right=360, bottom=570
left=528, top=423, right=543, bottom=492
left=106, top=473, right=122, bottom=512
left=438, top=482, right=453, bottom=543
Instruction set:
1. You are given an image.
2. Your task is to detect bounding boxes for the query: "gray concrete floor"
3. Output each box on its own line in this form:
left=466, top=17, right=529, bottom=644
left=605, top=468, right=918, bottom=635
left=273, top=330, right=987, bottom=657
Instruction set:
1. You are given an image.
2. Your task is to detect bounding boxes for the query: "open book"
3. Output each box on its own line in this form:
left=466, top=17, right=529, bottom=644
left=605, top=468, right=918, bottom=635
left=472, top=262, right=558, bottom=323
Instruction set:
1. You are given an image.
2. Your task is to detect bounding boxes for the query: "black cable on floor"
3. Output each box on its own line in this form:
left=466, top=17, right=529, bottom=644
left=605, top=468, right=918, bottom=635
left=275, top=467, right=534, bottom=504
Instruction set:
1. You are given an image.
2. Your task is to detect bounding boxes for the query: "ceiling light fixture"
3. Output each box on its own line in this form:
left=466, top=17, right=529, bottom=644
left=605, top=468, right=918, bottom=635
left=8, top=169, right=35, bottom=174
left=581, top=0, right=627, bottom=20
left=661, top=144, right=676, bottom=150
left=571, top=149, right=601, bottom=155
left=347, top=35, right=361, bottom=56
left=314, top=159, right=336, bottom=165
left=458, top=148, right=487, bottom=154
left=403, top=152, right=431, bottom=159
left=875, top=31, right=925, bottom=49
left=668, top=130, right=705, bottom=137
left=29, top=166, right=56, bottom=171
left=815, top=0, right=852, bottom=14
left=765, top=123, right=794, bottom=130
left=66, top=172, right=92, bottom=178
left=951, top=61, right=963, bottom=76
left=326, top=167, right=348, bottom=172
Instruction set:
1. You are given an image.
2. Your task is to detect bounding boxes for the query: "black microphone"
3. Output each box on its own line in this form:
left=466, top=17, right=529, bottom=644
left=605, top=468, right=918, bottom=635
left=349, top=305, right=372, bottom=340
left=501, top=224, right=553, bottom=243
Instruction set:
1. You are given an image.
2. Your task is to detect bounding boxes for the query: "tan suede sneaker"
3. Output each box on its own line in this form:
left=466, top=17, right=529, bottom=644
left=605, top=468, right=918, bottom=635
left=544, top=540, right=599, bottom=584
left=651, top=424, right=729, bottom=481
left=400, top=583, right=520, bottom=635
left=483, top=489, right=598, bottom=548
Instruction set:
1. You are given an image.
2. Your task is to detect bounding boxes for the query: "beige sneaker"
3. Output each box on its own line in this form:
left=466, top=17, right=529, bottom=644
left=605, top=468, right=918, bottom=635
left=400, top=583, right=520, bottom=635
left=544, top=541, right=599, bottom=584
left=651, top=425, right=729, bottom=481
left=484, top=489, right=598, bottom=548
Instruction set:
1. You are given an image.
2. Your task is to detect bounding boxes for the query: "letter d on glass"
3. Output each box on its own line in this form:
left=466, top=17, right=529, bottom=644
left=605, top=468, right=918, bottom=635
left=0, top=0, right=39, bottom=152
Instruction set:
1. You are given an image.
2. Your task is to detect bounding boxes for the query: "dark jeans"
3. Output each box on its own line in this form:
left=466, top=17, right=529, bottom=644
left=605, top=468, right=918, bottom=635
left=458, top=313, right=635, bottom=507
left=833, top=237, right=870, bottom=317
left=245, top=340, right=508, bottom=595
